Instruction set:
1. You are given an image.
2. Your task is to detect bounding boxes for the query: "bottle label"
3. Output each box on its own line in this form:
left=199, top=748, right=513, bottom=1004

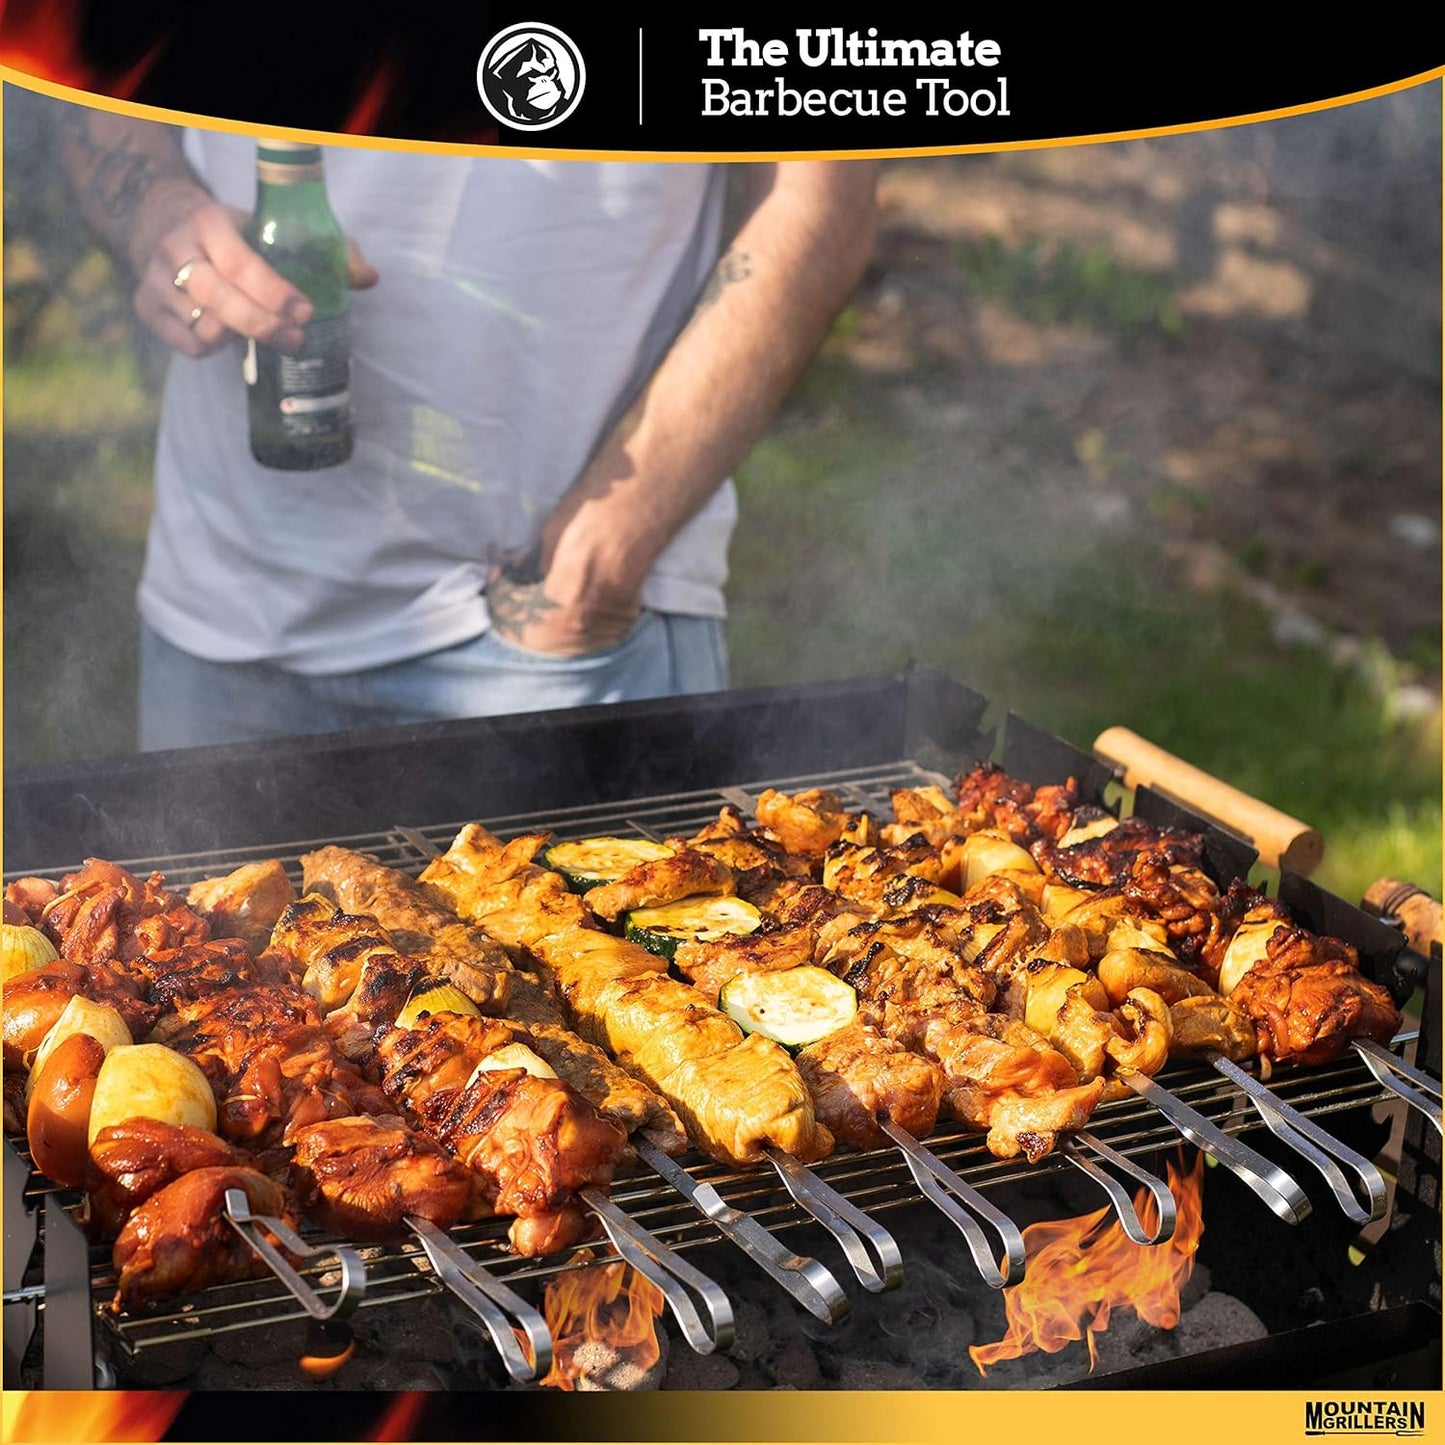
left=271, top=314, right=350, bottom=439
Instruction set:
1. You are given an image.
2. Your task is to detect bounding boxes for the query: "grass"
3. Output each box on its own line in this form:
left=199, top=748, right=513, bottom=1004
left=957, top=235, right=1186, bottom=344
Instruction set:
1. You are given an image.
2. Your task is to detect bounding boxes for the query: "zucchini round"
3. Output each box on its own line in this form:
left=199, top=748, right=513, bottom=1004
left=720, top=967, right=858, bottom=1048
left=543, top=836, right=675, bottom=892
left=623, top=895, right=762, bottom=961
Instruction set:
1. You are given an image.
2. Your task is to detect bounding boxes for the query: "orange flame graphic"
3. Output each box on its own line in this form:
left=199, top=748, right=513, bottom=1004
left=540, top=1256, right=665, bottom=1390
left=365, top=1391, right=428, bottom=1442
left=970, top=1150, right=1206, bottom=1375
left=0, top=0, right=164, bottom=97
left=2, top=1390, right=186, bottom=1444
left=0, top=0, right=92, bottom=86
left=344, top=53, right=400, bottom=135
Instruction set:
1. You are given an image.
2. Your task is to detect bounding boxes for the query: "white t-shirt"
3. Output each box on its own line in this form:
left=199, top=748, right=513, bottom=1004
left=140, top=140, right=734, bottom=674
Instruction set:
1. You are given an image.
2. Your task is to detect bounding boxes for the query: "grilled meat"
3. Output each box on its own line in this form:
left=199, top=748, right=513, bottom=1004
left=673, top=924, right=817, bottom=1005
left=86, top=1118, right=250, bottom=1238
left=795, top=1022, right=945, bottom=1150
left=422, top=824, right=833, bottom=1167
left=289, top=1114, right=472, bottom=1239
left=583, top=847, right=735, bottom=922
left=299, top=846, right=514, bottom=1012
left=755, top=787, right=856, bottom=859
left=300, top=846, right=686, bottom=1152
left=111, top=1166, right=291, bottom=1312
left=1230, top=924, right=1400, bottom=1066
left=186, top=861, right=298, bottom=955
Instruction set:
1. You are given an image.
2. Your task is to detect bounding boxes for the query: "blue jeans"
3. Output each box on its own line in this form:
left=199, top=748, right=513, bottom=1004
left=139, top=613, right=728, bottom=750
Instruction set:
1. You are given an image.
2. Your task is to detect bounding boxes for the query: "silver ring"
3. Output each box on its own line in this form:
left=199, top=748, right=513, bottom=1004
left=186, top=305, right=205, bottom=330
left=172, top=258, right=200, bottom=290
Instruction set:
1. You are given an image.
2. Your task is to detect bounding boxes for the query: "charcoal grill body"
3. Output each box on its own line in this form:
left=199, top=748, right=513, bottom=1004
left=4, top=666, right=1439, bottom=1390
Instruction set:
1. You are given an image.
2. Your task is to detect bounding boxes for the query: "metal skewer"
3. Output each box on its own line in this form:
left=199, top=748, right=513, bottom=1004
left=1121, top=1073, right=1313, bottom=1224
left=580, top=1186, right=735, bottom=1354
left=406, top=1215, right=552, bottom=1383
left=633, top=1140, right=850, bottom=1323
left=1353, top=1039, right=1443, bottom=1137
left=1062, top=1131, right=1178, bottom=1246
left=1205, top=1052, right=1388, bottom=1223
left=763, top=1148, right=903, bottom=1293
left=879, top=1121, right=1026, bottom=1287
left=222, top=1188, right=366, bottom=1321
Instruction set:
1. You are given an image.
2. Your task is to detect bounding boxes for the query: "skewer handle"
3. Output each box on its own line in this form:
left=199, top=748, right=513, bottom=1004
left=223, top=1189, right=366, bottom=1322
left=1206, top=1053, right=1388, bottom=1224
left=1063, top=1133, right=1177, bottom=1246
left=633, top=1140, right=849, bottom=1324
left=580, top=1186, right=735, bottom=1355
left=1093, top=727, right=1323, bottom=875
left=881, top=1121, right=1026, bottom=1287
left=407, top=1215, right=552, bottom=1383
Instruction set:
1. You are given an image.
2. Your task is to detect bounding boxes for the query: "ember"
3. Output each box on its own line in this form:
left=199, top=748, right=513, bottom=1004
left=541, top=1255, right=666, bottom=1391
left=970, top=1149, right=1206, bottom=1375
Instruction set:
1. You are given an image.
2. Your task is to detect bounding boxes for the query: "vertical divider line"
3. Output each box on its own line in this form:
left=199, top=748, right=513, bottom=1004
left=638, top=28, right=644, bottom=126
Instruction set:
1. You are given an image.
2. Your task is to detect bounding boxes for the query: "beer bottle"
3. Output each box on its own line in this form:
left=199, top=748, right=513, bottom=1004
left=244, top=140, right=352, bottom=470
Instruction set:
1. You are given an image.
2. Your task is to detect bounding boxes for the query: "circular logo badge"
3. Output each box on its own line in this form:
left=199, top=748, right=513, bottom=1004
left=477, top=22, right=586, bottom=132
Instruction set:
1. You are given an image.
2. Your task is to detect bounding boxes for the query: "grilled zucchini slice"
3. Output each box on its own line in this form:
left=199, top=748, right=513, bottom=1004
left=719, top=967, right=858, bottom=1048
left=543, top=836, right=675, bottom=892
left=623, top=895, right=762, bottom=961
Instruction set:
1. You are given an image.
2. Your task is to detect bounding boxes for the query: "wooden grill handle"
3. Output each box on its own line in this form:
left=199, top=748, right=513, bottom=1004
left=1093, top=726, right=1324, bottom=876
left=1362, top=879, right=1442, bottom=958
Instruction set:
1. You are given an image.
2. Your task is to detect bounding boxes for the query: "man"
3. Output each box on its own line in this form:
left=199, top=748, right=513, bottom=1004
left=58, top=106, right=878, bottom=748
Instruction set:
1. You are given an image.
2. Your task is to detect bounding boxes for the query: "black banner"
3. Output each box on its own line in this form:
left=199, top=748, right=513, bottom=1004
left=0, top=3, right=1438, bottom=148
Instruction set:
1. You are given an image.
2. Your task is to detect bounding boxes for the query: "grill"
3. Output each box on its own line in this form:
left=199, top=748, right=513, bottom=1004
left=4, top=667, right=1440, bottom=1390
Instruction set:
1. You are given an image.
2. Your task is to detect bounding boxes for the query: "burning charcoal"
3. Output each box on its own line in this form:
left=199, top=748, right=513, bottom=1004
left=565, top=1332, right=669, bottom=1392
left=768, top=1338, right=822, bottom=1390
left=726, top=1299, right=772, bottom=1364
left=834, top=1359, right=929, bottom=1390
left=1170, top=1293, right=1268, bottom=1357
left=662, top=1349, right=740, bottom=1391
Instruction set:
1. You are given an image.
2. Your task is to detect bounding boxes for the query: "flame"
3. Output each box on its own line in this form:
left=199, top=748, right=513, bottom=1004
left=970, top=1149, right=1206, bottom=1375
left=540, top=1256, right=665, bottom=1390
left=0, top=0, right=92, bottom=87
left=366, top=1392, right=428, bottom=1442
left=0, top=0, right=164, bottom=97
left=2, top=1391, right=185, bottom=1443
left=344, top=53, right=400, bottom=135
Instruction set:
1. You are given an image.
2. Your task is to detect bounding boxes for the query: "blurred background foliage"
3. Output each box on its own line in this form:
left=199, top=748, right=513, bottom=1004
left=4, top=81, right=1440, bottom=906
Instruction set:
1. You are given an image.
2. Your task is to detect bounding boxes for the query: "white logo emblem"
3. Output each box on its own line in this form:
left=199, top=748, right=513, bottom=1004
left=477, top=22, right=586, bottom=131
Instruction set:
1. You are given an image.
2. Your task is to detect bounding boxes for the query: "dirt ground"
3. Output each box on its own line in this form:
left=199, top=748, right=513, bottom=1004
left=842, top=103, right=1440, bottom=669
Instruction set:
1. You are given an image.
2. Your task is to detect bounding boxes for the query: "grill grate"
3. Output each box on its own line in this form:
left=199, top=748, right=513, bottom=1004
left=3, top=758, right=1409, bottom=1357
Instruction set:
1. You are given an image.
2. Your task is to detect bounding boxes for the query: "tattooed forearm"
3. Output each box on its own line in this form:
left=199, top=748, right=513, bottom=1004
left=55, top=104, right=201, bottom=267
left=686, top=248, right=752, bottom=328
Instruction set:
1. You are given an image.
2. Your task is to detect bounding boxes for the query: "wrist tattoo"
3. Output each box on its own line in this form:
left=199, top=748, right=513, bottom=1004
left=498, top=542, right=545, bottom=586
left=488, top=573, right=558, bottom=634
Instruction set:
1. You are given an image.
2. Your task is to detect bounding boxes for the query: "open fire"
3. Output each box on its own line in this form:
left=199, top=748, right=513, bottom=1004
left=971, top=1150, right=1207, bottom=1376
left=539, top=1253, right=666, bottom=1390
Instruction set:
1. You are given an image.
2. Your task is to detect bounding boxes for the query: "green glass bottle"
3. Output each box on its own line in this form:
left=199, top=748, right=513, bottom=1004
left=244, top=140, right=352, bottom=470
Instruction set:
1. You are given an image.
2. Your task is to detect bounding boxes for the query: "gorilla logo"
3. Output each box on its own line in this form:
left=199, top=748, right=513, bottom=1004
left=477, top=23, right=586, bottom=131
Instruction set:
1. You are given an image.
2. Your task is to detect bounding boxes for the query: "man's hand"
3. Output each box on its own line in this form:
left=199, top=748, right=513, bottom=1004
left=57, top=106, right=377, bottom=359
left=486, top=544, right=641, bottom=656
left=134, top=203, right=379, bottom=358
